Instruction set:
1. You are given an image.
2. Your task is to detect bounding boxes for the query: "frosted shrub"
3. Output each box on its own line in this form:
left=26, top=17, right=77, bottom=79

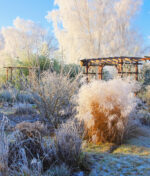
left=0, top=88, right=17, bottom=103
left=145, top=86, right=150, bottom=106
left=0, top=117, right=9, bottom=176
left=141, top=63, right=150, bottom=86
left=14, top=103, right=36, bottom=115
left=76, top=79, right=138, bottom=144
left=31, top=71, right=80, bottom=127
left=15, top=121, right=47, bottom=136
left=55, top=120, right=90, bottom=170
left=0, top=87, right=34, bottom=104
left=8, top=129, right=43, bottom=170
left=55, top=121, right=82, bottom=166
left=16, top=91, right=34, bottom=104
left=8, top=125, right=56, bottom=173
left=7, top=119, right=89, bottom=174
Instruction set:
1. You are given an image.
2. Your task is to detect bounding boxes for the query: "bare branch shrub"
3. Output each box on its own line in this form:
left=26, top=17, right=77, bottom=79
left=30, top=70, right=80, bottom=127
left=76, top=79, right=139, bottom=144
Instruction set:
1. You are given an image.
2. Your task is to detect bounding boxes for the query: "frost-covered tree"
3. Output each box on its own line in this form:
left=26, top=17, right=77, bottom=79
left=46, top=0, right=143, bottom=63
left=0, top=17, right=56, bottom=67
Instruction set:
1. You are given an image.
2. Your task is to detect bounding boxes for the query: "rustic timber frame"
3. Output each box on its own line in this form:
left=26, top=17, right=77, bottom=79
left=4, top=66, right=38, bottom=82
left=80, top=56, right=150, bottom=82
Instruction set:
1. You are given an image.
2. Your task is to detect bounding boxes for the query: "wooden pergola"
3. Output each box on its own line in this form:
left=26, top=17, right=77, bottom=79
left=80, top=56, right=150, bottom=82
left=4, top=66, right=39, bottom=82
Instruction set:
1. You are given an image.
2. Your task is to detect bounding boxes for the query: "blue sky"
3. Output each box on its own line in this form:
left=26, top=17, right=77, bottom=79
left=0, top=0, right=150, bottom=43
left=135, top=0, right=150, bottom=43
left=0, top=0, right=55, bottom=30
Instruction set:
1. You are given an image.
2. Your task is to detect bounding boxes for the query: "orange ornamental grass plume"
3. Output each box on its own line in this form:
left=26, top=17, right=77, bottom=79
left=76, top=79, right=138, bottom=144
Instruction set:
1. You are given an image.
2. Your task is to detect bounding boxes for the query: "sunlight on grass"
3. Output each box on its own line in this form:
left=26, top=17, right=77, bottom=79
left=83, top=142, right=115, bottom=154
left=113, top=144, right=150, bottom=156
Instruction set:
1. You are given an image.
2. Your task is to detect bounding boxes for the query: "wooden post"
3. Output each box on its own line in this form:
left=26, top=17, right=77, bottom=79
left=6, top=68, right=8, bottom=81
left=129, top=64, right=131, bottom=78
left=10, top=68, right=13, bottom=82
left=135, top=62, right=138, bottom=81
left=85, top=65, right=89, bottom=83
left=29, top=68, right=31, bottom=79
left=117, top=60, right=123, bottom=78
left=29, top=68, right=33, bottom=84
left=98, top=65, right=103, bottom=80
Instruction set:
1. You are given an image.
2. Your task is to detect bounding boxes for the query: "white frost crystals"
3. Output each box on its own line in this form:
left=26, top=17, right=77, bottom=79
left=47, top=0, right=143, bottom=63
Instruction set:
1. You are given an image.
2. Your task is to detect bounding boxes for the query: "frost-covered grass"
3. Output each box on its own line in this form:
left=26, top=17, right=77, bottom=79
left=0, top=87, right=34, bottom=104
left=86, top=133, right=150, bottom=176
left=45, top=164, right=71, bottom=176
left=14, top=103, right=36, bottom=115
left=91, top=153, right=150, bottom=176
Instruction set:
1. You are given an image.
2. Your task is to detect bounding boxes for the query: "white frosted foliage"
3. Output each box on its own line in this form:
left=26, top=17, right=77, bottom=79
left=47, top=0, right=142, bottom=63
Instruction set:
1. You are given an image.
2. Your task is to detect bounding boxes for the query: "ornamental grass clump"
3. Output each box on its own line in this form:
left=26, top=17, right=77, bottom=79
left=76, top=79, right=138, bottom=144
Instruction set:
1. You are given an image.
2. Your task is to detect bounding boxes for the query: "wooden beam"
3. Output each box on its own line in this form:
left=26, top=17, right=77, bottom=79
left=80, top=57, right=150, bottom=63
left=4, top=66, right=38, bottom=69
left=117, top=72, right=140, bottom=74
left=80, top=56, right=150, bottom=82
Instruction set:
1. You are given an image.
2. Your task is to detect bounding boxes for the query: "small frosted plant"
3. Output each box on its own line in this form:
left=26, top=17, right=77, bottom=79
left=54, top=119, right=91, bottom=171
left=55, top=120, right=82, bottom=166
left=76, top=79, right=138, bottom=144
left=45, top=164, right=71, bottom=176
